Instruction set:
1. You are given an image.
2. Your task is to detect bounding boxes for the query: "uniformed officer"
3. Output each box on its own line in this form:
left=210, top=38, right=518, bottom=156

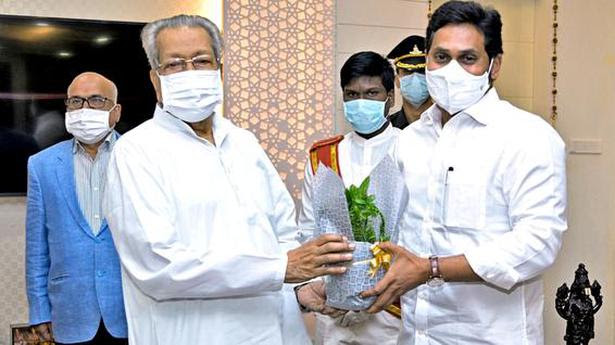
left=296, top=51, right=401, bottom=345
left=387, top=35, right=433, bottom=129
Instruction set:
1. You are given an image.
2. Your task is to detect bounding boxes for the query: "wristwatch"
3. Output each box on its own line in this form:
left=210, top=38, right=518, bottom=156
left=426, top=255, right=445, bottom=287
left=294, top=282, right=312, bottom=312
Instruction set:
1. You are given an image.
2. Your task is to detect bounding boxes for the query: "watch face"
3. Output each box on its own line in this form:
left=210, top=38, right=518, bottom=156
left=427, top=277, right=445, bottom=287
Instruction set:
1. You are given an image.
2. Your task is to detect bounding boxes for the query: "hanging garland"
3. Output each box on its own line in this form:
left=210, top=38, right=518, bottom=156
left=551, top=0, right=559, bottom=126
left=428, top=0, right=433, bottom=19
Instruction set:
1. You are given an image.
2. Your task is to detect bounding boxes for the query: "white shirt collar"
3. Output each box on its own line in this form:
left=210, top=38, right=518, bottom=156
left=348, top=122, right=396, bottom=145
left=421, top=88, right=501, bottom=128
left=72, top=130, right=117, bottom=155
left=153, top=105, right=231, bottom=146
left=462, top=87, right=500, bottom=126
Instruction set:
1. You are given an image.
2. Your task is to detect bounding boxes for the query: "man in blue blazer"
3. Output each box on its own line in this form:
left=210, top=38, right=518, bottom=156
left=25, top=72, right=128, bottom=344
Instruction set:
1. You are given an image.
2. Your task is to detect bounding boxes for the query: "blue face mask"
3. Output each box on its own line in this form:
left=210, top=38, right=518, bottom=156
left=400, top=73, right=429, bottom=108
left=343, top=99, right=387, bottom=134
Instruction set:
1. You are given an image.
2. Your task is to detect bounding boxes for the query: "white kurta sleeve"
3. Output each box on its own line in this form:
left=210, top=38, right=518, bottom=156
left=103, top=141, right=286, bottom=301
left=297, top=156, right=316, bottom=243
left=252, top=141, right=312, bottom=345
left=464, top=131, right=567, bottom=290
left=253, top=141, right=301, bottom=252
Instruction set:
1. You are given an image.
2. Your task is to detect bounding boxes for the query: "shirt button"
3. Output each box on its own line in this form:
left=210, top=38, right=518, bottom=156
left=94, top=214, right=100, bottom=219
left=96, top=270, right=105, bottom=277
left=94, top=187, right=99, bottom=191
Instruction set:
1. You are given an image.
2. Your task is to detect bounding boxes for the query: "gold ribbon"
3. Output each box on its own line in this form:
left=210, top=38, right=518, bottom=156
left=384, top=303, right=402, bottom=319
left=368, top=243, right=392, bottom=278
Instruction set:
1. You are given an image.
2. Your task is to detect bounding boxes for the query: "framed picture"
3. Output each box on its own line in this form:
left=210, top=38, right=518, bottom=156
left=10, top=323, right=54, bottom=345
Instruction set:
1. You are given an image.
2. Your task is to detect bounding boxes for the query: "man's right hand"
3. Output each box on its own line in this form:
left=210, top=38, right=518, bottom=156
left=296, top=280, right=346, bottom=318
left=33, top=322, right=53, bottom=342
left=285, top=234, right=354, bottom=283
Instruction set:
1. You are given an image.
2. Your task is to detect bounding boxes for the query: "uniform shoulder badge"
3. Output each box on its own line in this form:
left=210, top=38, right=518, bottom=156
left=308, top=135, right=344, bottom=177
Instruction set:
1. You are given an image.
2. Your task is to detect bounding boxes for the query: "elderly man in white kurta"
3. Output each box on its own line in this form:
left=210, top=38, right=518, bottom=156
left=103, top=15, right=353, bottom=345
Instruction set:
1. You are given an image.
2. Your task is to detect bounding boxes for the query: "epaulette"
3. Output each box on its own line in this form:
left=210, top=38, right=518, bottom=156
left=308, top=135, right=344, bottom=177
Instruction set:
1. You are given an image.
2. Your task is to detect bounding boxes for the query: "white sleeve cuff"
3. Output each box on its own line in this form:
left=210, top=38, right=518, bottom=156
left=464, top=247, right=521, bottom=290
left=275, top=252, right=289, bottom=287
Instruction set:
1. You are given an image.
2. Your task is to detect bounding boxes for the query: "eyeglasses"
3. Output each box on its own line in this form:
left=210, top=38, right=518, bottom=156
left=65, top=95, right=113, bottom=110
left=157, top=55, right=216, bottom=75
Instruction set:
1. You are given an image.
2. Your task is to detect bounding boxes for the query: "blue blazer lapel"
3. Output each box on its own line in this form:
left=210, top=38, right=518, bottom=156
left=56, top=144, right=96, bottom=240
left=99, top=219, right=109, bottom=235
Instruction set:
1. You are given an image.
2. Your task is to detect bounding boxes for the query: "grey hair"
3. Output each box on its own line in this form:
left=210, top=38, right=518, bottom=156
left=141, top=14, right=223, bottom=70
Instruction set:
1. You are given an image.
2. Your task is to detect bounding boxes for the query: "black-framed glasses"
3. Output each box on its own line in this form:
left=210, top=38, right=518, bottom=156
left=65, top=95, right=112, bottom=110
left=157, top=54, right=216, bottom=75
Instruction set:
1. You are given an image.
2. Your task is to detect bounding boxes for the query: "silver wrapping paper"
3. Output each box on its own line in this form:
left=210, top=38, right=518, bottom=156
left=312, top=157, right=408, bottom=310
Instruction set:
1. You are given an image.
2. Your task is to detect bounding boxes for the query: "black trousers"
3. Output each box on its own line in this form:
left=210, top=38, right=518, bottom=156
left=55, top=321, right=127, bottom=345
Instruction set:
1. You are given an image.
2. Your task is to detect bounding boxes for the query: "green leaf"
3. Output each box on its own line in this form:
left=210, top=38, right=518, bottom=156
left=344, top=176, right=386, bottom=244
left=359, top=176, right=370, bottom=194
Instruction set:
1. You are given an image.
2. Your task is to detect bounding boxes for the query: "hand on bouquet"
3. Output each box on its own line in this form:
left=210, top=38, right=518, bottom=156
left=360, top=242, right=430, bottom=314
left=285, top=234, right=355, bottom=283
left=296, top=281, right=347, bottom=318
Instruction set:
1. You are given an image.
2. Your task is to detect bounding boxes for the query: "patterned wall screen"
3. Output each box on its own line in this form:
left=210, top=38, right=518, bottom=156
left=224, top=0, right=336, bottom=204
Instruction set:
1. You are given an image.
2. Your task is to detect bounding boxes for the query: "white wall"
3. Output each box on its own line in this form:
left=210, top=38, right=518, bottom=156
left=0, top=0, right=222, bottom=25
left=0, top=197, right=27, bottom=345
left=534, top=1, right=615, bottom=344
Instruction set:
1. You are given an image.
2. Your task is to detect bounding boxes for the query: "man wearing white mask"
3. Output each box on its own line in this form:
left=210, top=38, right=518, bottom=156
left=103, top=14, right=354, bottom=345
left=387, top=35, right=433, bottom=129
left=298, top=51, right=401, bottom=345
left=362, top=1, right=567, bottom=344
left=26, top=72, right=127, bottom=344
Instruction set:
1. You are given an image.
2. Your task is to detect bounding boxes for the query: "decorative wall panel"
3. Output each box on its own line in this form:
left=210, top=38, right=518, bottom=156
left=224, top=0, right=336, bottom=203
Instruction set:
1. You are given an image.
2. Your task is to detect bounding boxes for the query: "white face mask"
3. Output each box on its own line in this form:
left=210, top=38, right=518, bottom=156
left=158, top=69, right=223, bottom=123
left=426, top=58, right=493, bottom=114
left=65, top=107, right=113, bottom=144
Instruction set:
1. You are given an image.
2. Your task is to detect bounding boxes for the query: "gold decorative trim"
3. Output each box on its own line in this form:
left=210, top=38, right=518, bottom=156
left=551, top=0, right=559, bottom=126
left=394, top=45, right=426, bottom=62
left=428, top=0, right=433, bottom=19
left=330, top=144, right=339, bottom=175
left=395, top=62, right=426, bottom=70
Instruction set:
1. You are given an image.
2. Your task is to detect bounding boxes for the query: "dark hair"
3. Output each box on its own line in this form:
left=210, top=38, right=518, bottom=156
left=426, top=1, right=503, bottom=60
left=340, top=51, right=394, bottom=92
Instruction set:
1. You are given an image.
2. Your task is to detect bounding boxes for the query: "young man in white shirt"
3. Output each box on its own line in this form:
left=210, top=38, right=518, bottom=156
left=362, top=2, right=567, bottom=344
left=297, top=51, right=401, bottom=345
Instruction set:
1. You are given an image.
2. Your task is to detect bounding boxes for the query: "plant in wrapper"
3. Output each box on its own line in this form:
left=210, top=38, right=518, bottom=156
left=312, top=156, right=407, bottom=310
left=345, top=176, right=388, bottom=243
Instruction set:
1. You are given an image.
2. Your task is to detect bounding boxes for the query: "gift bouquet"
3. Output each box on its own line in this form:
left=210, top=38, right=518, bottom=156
left=312, top=156, right=408, bottom=310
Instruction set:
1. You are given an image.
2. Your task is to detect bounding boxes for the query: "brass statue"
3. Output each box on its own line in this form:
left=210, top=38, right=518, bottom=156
left=556, top=263, right=603, bottom=345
